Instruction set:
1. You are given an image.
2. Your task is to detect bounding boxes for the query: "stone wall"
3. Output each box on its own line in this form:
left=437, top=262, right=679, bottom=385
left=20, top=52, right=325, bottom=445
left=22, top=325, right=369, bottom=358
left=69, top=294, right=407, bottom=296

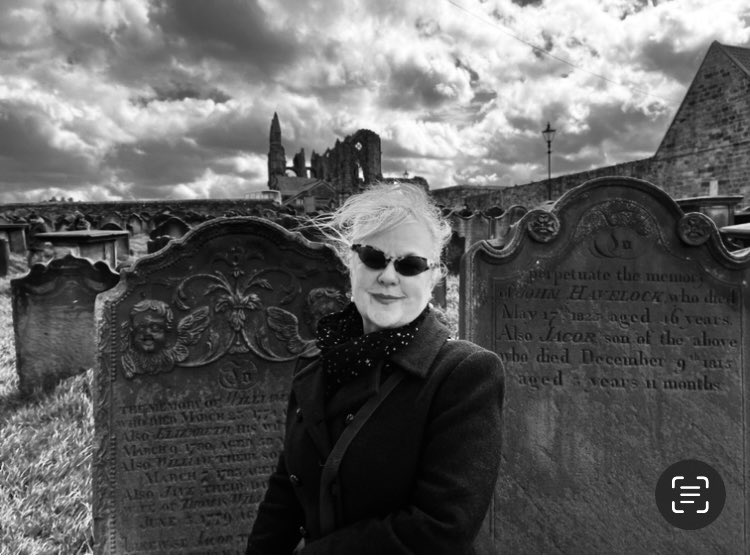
left=433, top=42, right=750, bottom=212
left=651, top=42, right=750, bottom=201
left=432, top=158, right=655, bottom=211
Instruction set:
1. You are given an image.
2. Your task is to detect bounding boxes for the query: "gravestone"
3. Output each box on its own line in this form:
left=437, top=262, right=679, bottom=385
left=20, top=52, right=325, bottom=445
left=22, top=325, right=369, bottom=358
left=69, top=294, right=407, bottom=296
left=430, top=277, right=447, bottom=308
left=99, top=212, right=123, bottom=230
left=490, top=204, right=527, bottom=244
left=676, top=195, right=743, bottom=229
left=449, top=209, right=490, bottom=251
left=93, top=216, right=348, bottom=554
left=0, top=223, right=29, bottom=253
left=0, top=238, right=8, bottom=277
left=100, top=221, right=124, bottom=231
left=100, top=223, right=131, bottom=263
left=146, top=234, right=172, bottom=254
left=443, top=231, right=466, bottom=276
left=32, top=230, right=129, bottom=268
left=150, top=215, right=188, bottom=239
left=11, top=254, right=119, bottom=394
left=461, top=176, right=750, bottom=554
left=127, top=213, right=145, bottom=235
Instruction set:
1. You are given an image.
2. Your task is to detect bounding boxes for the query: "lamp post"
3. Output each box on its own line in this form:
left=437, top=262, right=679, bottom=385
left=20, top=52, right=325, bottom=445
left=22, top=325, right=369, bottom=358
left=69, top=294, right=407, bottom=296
left=542, top=122, right=556, bottom=200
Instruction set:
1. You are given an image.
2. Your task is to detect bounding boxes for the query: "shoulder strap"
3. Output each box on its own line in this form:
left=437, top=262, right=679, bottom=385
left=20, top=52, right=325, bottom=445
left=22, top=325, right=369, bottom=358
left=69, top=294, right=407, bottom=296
left=318, top=370, right=405, bottom=535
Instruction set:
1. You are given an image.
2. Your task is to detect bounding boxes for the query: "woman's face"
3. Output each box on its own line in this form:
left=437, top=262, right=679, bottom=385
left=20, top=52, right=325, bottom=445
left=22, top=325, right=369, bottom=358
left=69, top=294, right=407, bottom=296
left=350, top=220, right=439, bottom=334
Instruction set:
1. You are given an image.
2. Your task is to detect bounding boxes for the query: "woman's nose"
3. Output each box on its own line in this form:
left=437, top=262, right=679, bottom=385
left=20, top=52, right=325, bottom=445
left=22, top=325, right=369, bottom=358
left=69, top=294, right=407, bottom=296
left=377, top=261, right=399, bottom=284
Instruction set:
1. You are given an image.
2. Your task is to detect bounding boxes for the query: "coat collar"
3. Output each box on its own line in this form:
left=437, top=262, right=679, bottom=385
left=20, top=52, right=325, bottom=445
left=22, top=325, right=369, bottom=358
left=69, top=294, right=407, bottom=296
left=388, top=307, right=452, bottom=378
left=289, top=307, right=451, bottom=456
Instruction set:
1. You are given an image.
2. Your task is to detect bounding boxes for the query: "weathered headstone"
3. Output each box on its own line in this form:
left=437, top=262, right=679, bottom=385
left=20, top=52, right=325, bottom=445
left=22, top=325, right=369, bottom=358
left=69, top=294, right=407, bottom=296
left=146, top=234, right=172, bottom=254
left=444, top=231, right=466, bottom=276
left=11, top=254, right=119, bottom=394
left=150, top=215, right=190, bottom=240
left=32, top=230, right=129, bottom=267
left=100, top=221, right=124, bottom=231
left=462, top=176, right=750, bottom=554
left=99, top=223, right=131, bottom=263
left=676, top=195, right=743, bottom=229
left=0, top=223, right=29, bottom=253
left=126, top=213, right=144, bottom=235
left=98, top=211, right=123, bottom=229
left=430, top=277, right=447, bottom=308
left=93, top=216, right=348, bottom=554
left=449, top=209, right=490, bottom=251
left=0, top=238, right=9, bottom=277
left=490, top=204, right=527, bottom=245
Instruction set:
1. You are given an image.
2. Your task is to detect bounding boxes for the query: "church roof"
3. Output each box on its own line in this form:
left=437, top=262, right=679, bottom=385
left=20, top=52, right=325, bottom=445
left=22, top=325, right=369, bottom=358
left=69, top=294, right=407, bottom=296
left=719, top=43, right=750, bottom=77
left=282, top=179, right=335, bottom=205
left=273, top=176, right=321, bottom=197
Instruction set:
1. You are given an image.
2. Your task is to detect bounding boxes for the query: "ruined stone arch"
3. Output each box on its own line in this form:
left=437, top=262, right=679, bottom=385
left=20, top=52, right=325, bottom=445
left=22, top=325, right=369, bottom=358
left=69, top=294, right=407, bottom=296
left=349, top=129, right=382, bottom=185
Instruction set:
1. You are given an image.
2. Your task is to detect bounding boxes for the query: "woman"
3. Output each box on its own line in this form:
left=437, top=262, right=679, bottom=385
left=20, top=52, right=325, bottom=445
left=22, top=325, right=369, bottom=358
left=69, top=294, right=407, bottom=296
left=246, top=182, right=504, bottom=554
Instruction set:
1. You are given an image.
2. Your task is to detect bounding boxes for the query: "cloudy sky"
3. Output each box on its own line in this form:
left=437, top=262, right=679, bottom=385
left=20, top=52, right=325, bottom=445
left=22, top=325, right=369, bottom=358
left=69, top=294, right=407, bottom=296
left=0, top=0, right=749, bottom=203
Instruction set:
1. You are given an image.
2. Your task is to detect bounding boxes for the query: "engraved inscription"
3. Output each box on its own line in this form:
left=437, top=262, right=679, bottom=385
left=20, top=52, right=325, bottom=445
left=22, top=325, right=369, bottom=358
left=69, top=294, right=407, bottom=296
left=114, top=374, right=289, bottom=554
left=494, top=237, right=738, bottom=395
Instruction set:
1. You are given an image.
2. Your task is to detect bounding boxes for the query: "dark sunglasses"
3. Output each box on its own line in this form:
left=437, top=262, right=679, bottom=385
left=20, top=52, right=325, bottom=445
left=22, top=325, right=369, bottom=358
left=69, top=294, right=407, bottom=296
left=351, top=244, right=437, bottom=276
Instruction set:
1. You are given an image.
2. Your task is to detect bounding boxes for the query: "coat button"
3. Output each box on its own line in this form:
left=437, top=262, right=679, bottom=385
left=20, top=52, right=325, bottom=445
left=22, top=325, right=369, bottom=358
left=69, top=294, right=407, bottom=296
left=344, top=413, right=355, bottom=425
left=289, top=474, right=301, bottom=487
left=295, top=407, right=303, bottom=422
left=299, top=525, right=308, bottom=537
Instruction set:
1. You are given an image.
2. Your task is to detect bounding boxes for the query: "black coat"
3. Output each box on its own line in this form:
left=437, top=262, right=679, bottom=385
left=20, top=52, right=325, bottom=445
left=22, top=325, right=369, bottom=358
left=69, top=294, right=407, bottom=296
left=246, top=310, right=504, bottom=554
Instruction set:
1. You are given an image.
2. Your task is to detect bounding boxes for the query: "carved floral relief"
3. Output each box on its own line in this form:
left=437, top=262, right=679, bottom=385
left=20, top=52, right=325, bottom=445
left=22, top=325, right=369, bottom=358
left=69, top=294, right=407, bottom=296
left=120, top=245, right=346, bottom=378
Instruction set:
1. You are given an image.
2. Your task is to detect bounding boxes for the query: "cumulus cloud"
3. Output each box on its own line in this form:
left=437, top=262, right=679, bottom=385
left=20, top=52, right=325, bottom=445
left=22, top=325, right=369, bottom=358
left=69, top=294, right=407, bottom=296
left=0, top=0, right=749, bottom=201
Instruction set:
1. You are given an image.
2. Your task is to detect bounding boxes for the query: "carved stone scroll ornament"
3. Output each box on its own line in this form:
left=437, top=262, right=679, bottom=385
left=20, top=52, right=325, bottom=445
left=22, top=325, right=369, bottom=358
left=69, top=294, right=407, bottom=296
left=678, top=213, right=713, bottom=246
left=526, top=210, right=560, bottom=243
left=120, top=284, right=348, bottom=378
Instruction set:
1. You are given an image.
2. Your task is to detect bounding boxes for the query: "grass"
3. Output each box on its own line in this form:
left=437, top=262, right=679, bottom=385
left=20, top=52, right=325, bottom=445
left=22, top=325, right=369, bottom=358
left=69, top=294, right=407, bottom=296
left=0, top=238, right=459, bottom=554
left=0, top=253, right=94, bottom=554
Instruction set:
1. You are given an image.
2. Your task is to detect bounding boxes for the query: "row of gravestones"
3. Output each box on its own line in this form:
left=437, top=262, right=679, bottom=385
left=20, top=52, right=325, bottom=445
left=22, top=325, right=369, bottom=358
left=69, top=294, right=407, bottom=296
left=0, top=209, right=291, bottom=276
left=2, top=203, right=530, bottom=288
left=442, top=205, right=528, bottom=275
left=0, top=204, right=303, bottom=238
left=7, top=176, right=749, bottom=553
left=2, top=203, right=531, bottom=275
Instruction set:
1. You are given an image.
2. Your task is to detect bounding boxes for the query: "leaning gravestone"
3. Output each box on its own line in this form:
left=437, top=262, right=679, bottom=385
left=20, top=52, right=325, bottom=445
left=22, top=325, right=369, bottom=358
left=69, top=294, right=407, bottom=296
left=11, top=254, right=119, bottom=394
left=461, top=176, right=750, bottom=554
left=93, top=216, right=348, bottom=554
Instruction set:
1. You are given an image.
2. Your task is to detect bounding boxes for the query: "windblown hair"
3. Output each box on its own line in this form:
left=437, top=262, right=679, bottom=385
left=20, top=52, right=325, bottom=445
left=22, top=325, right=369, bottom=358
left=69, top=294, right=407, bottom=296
left=313, top=182, right=452, bottom=270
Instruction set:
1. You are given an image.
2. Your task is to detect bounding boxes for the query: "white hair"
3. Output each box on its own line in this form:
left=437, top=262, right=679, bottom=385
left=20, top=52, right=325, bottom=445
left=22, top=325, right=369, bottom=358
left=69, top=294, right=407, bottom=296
left=311, top=182, right=452, bottom=273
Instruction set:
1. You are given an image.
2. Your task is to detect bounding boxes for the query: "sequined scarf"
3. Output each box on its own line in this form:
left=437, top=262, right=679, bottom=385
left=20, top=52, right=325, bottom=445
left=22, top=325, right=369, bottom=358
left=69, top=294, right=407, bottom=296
left=316, top=302, right=429, bottom=397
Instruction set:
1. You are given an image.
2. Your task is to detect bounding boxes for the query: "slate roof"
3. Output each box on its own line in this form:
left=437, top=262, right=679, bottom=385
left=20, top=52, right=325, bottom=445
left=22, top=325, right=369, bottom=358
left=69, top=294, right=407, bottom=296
left=282, top=179, right=335, bottom=206
left=273, top=176, right=321, bottom=197
left=719, top=43, right=750, bottom=77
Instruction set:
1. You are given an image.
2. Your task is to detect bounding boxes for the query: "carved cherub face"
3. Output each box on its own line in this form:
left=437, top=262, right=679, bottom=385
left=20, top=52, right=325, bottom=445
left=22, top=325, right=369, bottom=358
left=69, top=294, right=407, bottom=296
left=307, top=288, right=347, bottom=332
left=131, top=310, right=169, bottom=353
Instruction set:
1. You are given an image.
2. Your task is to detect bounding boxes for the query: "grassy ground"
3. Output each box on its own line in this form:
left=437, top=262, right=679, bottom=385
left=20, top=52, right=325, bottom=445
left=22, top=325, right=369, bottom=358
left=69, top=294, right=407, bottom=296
left=0, top=238, right=459, bottom=554
left=0, top=253, right=94, bottom=554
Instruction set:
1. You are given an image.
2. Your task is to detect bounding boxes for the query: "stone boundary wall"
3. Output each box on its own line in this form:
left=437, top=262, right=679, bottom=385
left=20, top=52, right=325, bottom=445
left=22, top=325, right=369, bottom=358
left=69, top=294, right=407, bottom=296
left=431, top=158, right=656, bottom=211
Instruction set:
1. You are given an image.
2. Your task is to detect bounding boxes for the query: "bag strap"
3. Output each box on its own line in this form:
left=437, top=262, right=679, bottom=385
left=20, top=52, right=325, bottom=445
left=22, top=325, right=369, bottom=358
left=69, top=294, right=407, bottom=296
left=318, top=370, right=405, bottom=535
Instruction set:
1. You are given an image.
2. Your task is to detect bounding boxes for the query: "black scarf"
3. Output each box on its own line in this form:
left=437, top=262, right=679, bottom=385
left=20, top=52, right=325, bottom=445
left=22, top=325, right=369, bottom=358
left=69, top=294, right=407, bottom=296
left=316, top=302, right=429, bottom=397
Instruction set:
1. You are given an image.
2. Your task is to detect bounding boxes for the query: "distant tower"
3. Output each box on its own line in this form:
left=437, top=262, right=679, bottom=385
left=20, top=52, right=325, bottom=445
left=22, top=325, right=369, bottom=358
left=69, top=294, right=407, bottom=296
left=268, top=112, right=286, bottom=186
